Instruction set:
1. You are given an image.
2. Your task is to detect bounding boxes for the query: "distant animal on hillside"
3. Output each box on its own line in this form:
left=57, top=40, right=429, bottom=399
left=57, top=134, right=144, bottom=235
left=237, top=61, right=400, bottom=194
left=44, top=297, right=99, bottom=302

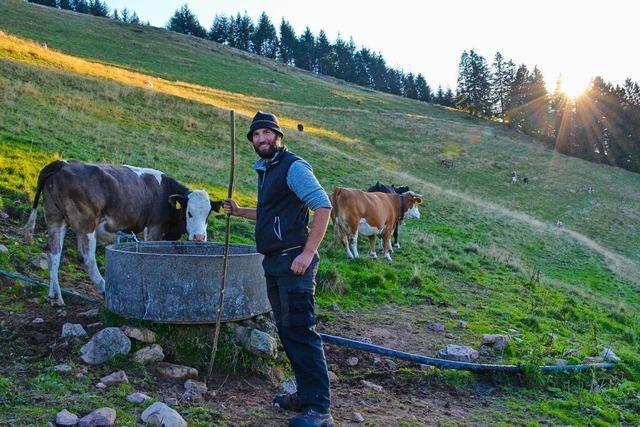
left=22, top=160, right=222, bottom=306
left=297, top=123, right=304, bottom=132
left=587, top=186, right=594, bottom=194
left=331, top=187, right=422, bottom=261
left=555, top=219, right=563, bottom=228
left=367, top=181, right=411, bottom=248
left=523, top=177, right=529, bottom=184
left=441, top=159, right=454, bottom=169
left=511, top=171, right=518, bottom=184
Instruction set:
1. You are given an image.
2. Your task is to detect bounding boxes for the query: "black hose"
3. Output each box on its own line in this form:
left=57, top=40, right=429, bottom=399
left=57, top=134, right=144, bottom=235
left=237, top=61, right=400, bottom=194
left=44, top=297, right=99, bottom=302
left=0, top=269, right=101, bottom=303
left=319, top=333, right=615, bottom=373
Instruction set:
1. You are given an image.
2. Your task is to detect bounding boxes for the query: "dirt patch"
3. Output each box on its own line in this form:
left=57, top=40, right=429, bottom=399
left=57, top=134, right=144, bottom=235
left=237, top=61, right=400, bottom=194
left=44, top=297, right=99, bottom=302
left=0, top=217, right=516, bottom=426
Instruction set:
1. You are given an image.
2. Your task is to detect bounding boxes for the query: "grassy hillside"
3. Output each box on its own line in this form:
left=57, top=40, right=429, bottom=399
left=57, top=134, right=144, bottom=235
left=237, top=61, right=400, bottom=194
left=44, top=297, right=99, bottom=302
left=1, top=1, right=639, bottom=425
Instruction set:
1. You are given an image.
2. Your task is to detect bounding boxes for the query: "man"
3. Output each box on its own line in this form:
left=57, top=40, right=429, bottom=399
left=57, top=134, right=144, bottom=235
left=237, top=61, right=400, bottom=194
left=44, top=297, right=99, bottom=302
left=223, top=111, right=334, bottom=427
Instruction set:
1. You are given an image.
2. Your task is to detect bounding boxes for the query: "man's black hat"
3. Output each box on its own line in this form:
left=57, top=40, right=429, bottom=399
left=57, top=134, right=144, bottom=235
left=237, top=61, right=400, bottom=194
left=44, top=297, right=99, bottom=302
left=246, top=111, right=284, bottom=141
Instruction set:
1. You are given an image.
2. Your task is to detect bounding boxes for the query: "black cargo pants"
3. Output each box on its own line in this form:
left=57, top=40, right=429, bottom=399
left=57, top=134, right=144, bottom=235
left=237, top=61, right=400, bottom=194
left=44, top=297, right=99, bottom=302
left=262, top=247, right=331, bottom=413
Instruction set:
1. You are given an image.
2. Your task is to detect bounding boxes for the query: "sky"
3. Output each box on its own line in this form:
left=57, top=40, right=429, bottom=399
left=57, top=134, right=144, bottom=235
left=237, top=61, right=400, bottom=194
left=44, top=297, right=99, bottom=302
left=105, top=0, right=639, bottom=96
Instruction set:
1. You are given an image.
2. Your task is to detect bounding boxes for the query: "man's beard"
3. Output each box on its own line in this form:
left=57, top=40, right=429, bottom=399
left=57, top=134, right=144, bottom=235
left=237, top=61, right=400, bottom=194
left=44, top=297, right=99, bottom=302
left=253, top=141, right=278, bottom=159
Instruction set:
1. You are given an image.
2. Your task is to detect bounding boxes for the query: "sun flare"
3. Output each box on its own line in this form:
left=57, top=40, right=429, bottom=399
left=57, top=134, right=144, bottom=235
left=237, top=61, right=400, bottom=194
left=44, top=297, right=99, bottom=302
left=560, top=77, right=591, bottom=99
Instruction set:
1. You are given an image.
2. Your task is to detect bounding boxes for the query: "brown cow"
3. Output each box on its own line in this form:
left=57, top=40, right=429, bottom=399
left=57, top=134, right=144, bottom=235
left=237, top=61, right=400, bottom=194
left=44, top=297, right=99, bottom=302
left=331, top=187, right=422, bottom=261
left=23, top=160, right=222, bottom=305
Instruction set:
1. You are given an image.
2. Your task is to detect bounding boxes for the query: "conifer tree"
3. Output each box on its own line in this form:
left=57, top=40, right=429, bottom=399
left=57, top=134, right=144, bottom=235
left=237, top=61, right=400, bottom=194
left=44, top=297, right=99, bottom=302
left=491, top=52, right=515, bottom=117
left=415, top=73, right=431, bottom=102
left=443, top=87, right=454, bottom=106
left=167, top=4, right=207, bottom=38
left=278, top=19, right=297, bottom=65
left=120, top=7, right=130, bottom=23
left=234, top=12, right=254, bottom=51
left=315, top=30, right=332, bottom=75
left=434, top=85, right=445, bottom=104
left=72, top=0, right=89, bottom=13
left=88, top=0, right=109, bottom=17
left=209, top=14, right=231, bottom=44
left=386, top=68, right=404, bottom=95
left=28, top=0, right=57, bottom=8
left=111, top=8, right=119, bottom=20
left=252, top=12, right=277, bottom=58
left=353, top=49, right=372, bottom=87
left=404, top=72, right=418, bottom=99
left=295, top=27, right=316, bottom=71
left=58, top=0, right=73, bottom=10
left=129, top=11, right=140, bottom=24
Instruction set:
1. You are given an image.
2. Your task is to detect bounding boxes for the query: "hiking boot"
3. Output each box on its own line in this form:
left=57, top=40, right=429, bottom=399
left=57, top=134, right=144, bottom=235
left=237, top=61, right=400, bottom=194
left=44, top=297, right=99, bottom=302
left=272, top=393, right=302, bottom=412
left=288, top=409, right=334, bottom=427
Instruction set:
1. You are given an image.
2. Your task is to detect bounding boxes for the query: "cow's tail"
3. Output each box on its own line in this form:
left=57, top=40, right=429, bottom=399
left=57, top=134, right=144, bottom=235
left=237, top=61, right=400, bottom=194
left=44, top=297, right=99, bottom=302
left=329, top=188, right=349, bottom=243
left=22, top=160, right=67, bottom=241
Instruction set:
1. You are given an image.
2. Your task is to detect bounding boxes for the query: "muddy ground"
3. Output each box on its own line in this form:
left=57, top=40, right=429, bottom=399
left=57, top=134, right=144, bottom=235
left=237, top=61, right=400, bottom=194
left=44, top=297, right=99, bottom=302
left=0, top=218, right=536, bottom=426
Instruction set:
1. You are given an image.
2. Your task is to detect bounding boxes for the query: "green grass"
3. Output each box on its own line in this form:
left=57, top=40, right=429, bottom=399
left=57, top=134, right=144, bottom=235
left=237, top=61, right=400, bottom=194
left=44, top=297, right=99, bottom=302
left=1, top=2, right=640, bottom=425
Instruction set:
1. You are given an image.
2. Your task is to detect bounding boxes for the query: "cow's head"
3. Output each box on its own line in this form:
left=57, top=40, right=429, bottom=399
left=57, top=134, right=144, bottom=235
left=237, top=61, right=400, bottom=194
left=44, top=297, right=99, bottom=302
left=168, top=190, right=222, bottom=241
left=402, top=191, right=423, bottom=219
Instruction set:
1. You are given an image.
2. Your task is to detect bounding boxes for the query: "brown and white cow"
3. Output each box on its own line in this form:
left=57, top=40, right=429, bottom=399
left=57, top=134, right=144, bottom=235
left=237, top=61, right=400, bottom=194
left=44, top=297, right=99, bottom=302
left=23, top=160, right=222, bottom=305
left=331, top=187, right=422, bottom=261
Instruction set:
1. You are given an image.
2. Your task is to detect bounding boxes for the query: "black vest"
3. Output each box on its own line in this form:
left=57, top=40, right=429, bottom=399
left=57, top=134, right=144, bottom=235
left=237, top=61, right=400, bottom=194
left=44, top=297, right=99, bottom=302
left=255, top=148, right=309, bottom=255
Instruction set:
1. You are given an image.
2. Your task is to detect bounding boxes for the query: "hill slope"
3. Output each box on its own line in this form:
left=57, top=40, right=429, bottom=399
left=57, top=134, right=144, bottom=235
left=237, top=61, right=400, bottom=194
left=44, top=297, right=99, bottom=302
left=1, top=1, right=639, bottom=425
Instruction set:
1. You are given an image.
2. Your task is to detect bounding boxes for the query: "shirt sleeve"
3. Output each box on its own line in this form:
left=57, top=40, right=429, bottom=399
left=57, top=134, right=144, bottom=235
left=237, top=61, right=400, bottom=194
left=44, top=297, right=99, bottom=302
left=286, top=160, right=332, bottom=211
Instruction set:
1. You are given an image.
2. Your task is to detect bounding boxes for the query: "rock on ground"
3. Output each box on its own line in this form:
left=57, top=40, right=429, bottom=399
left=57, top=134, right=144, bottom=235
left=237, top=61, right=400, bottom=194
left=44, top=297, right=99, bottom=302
left=141, top=402, right=187, bottom=427
left=62, top=323, right=87, bottom=338
left=428, top=322, right=446, bottom=333
left=360, top=380, right=383, bottom=392
left=53, top=364, right=73, bottom=374
left=121, top=325, right=156, bottom=343
left=56, top=409, right=78, bottom=426
left=352, top=411, right=365, bottom=423
left=80, top=327, right=131, bottom=365
left=78, top=308, right=99, bottom=318
left=233, top=325, right=277, bottom=358
left=132, top=344, right=164, bottom=364
left=78, top=407, right=116, bottom=427
left=437, top=344, right=479, bottom=362
left=127, top=392, right=152, bottom=404
left=481, top=334, right=510, bottom=351
left=154, top=362, right=198, bottom=381
left=0, top=244, right=8, bottom=254
left=346, top=357, right=359, bottom=367
left=100, top=370, right=128, bottom=386
left=183, top=379, right=208, bottom=402
left=32, top=253, right=48, bottom=270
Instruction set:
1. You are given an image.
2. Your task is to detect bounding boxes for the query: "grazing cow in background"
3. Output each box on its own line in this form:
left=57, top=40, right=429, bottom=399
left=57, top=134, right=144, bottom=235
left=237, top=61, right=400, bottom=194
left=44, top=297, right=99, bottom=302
left=441, top=159, right=454, bottom=169
left=511, top=171, right=518, bottom=184
left=331, top=187, right=422, bottom=261
left=367, top=181, right=411, bottom=248
left=22, top=160, right=222, bottom=306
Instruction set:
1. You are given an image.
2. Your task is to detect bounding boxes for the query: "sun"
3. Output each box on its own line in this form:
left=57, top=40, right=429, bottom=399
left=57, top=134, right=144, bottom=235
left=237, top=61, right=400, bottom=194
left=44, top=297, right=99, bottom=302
left=560, top=77, right=591, bottom=99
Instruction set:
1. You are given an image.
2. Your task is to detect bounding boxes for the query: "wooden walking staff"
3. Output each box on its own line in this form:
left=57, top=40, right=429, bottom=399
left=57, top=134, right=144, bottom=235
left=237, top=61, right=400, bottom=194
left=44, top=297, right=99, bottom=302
left=207, top=110, right=236, bottom=379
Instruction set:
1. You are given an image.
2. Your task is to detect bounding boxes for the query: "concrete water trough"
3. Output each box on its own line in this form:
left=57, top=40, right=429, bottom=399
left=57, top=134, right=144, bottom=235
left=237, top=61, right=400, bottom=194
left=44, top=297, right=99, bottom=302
left=105, top=241, right=270, bottom=323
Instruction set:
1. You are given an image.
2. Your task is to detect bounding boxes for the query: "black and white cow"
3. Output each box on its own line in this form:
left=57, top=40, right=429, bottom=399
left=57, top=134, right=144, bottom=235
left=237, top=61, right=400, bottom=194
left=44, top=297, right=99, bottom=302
left=23, top=160, right=222, bottom=305
left=367, top=181, right=412, bottom=249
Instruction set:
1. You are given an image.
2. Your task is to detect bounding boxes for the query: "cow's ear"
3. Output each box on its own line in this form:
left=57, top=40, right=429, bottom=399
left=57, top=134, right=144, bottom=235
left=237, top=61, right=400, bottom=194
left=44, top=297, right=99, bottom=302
left=168, top=194, right=187, bottom=210
left=410, top=192, right=423, bottom=204
left=210, top=200, right=223, bottom=213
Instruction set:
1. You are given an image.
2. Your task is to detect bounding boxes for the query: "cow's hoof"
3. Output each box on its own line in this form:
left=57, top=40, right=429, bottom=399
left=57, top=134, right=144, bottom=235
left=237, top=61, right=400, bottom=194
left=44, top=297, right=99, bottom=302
left=369, top=253, right=378, bottom=259
left=393, top=244, right=401, bottom=249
